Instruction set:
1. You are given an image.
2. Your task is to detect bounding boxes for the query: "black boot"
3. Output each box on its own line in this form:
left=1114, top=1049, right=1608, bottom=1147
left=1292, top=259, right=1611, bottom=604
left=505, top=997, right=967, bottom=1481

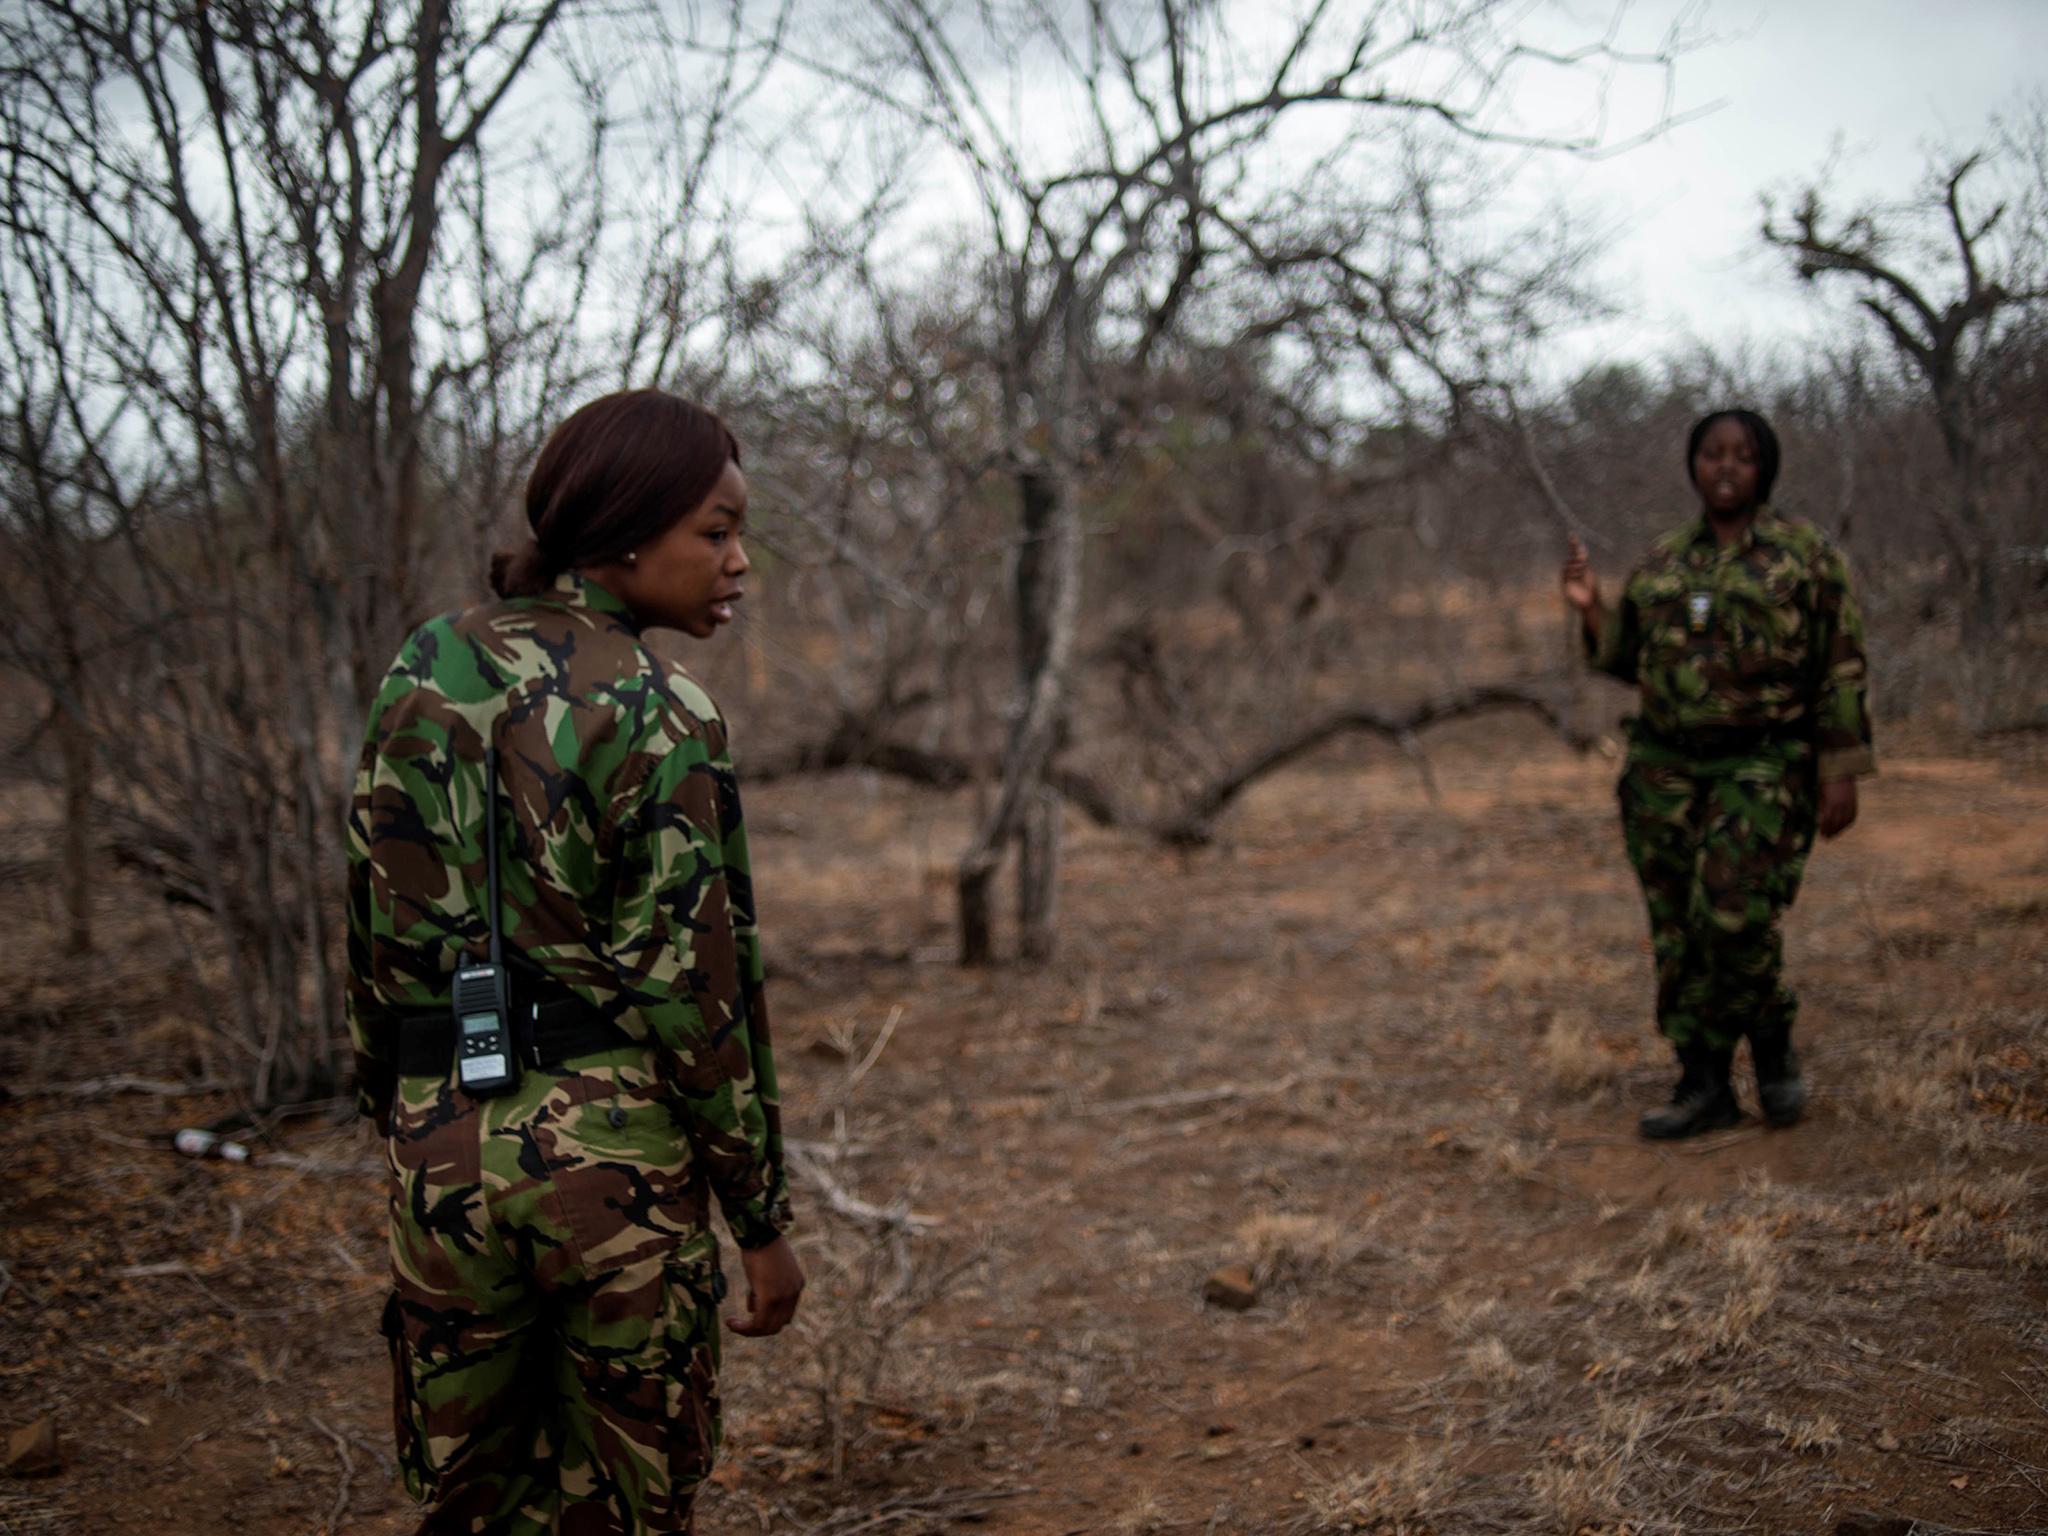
left=1639, top=1044, right=1743, bottom=1140
left=1749, top=1022, right=1807, bottom=1128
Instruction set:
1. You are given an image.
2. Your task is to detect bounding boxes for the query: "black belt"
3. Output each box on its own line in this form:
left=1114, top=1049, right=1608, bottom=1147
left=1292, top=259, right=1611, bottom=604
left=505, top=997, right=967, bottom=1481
left=1637, top=721, right=1805, bottom=756
left=394, top=993, right=638, bottom=1076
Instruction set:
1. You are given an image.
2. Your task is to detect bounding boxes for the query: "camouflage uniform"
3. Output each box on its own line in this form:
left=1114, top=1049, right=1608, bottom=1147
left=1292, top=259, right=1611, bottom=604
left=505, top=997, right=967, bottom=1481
left=346, top=571, right=792, bottom=1533
left=1587, top=508, right=1874, bottom=1053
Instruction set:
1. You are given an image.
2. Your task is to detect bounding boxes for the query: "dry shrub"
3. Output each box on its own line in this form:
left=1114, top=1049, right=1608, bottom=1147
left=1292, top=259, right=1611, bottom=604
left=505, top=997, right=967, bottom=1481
left=1617, top=1259, right=1674, bottom=1317
left=1460, top=1334, right=1520, bottom=1390
left=1873, top=1169, right=2035, bottom=1260
left=1482, top=1134, right=1544, bottom=1180
left=2002, top=1229, right=2048, bottom=1271
left=1667, top=1223, right=1781, bottom=1363
left=1528, top=1395, right=1656, bottom=1533
left=787, top=1221, right=986, bottom=1480
left=1541, top=1014, right=1621, bottom=1096
left=1440, top=1292, right=1508, bottom=1339
left=1593, top=1394, right=1657, bottom=1450
left=1236, top=1210, right=1370, bottom=1288
left=1643, top=1201, right=1708, bottom=1261
left=1299, top=1443, right=1450, bottom=1533
left=1527, top=1457, right=1625, bottom=1533
left=1616, top=1204, right=1784, bottom=1364
left=1853, top=1035, right=1977, bottom=1125
left=1765, top=1410, right=1843, bottom=1454
left=1113, top=1492, right=1170, bottom=1534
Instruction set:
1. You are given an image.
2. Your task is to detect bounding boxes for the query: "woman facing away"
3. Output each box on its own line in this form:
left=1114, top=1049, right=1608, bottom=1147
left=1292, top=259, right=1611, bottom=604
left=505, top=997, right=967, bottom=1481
left=1561, top=408, right=1876, bottom=1140
left=346, top=389, right=804, bottom=1533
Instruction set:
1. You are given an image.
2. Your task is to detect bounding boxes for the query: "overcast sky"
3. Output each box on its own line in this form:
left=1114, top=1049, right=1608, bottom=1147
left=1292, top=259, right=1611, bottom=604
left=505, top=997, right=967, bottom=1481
left=1544, top=0, right=2048, bottom=370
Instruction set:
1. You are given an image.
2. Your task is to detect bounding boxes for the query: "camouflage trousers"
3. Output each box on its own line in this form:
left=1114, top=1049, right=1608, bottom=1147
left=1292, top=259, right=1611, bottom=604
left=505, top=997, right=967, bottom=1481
left=381, top=1041, right=725, bottom=1534
left=1618, top=736, right=1817, bottom=1052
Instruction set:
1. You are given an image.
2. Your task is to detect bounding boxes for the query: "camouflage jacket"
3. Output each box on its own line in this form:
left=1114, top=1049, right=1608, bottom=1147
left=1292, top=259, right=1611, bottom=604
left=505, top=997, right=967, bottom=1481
left=1587, top=508, right=1876, bottom=781
left=345, top=572, right=792, bottom=1248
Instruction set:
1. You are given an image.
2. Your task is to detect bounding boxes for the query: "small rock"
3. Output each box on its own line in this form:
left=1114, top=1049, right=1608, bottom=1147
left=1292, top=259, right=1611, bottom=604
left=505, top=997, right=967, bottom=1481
left=2, top=1419, right=59, bottom=1478
left=1203, top=1265, right=1257, bottom=1311
left=1874, top=1428, right=1901, bottom=1452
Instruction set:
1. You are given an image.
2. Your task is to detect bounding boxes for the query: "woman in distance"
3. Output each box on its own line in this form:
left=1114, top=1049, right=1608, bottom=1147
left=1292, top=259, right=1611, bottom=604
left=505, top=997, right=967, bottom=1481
left=347, top=389, right=802, bottom=1532
left=1561, top=408, right=1875, bottom=1140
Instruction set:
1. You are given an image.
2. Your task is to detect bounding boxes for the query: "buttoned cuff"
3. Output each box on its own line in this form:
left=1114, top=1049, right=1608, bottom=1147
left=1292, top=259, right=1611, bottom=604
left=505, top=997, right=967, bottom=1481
left=723, top=1181, right=795, bottom=1250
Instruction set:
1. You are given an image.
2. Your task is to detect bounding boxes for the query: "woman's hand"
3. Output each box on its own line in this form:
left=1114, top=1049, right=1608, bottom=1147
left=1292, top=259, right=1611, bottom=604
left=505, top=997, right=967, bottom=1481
left=726, top=1235, right=805, bottom=1338
left=1561, top=536, right=1601, bottom=616
left=1818, top=777, right=1859, bottom=839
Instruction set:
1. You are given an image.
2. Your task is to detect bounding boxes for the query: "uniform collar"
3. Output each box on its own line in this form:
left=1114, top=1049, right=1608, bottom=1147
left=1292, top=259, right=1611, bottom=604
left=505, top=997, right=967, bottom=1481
left=1686, top=503, right=1780, bottom=557
left=541, top=569, right=642, bottom=632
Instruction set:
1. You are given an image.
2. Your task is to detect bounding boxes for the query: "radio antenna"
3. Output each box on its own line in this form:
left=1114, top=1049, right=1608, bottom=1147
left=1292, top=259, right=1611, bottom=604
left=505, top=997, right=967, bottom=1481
left=483, top=747, right=504, bottom=969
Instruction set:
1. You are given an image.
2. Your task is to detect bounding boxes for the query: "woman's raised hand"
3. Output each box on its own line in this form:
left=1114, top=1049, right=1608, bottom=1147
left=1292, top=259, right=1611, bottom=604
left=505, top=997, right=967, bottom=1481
left=1560, top=535, right=1600, bottom=615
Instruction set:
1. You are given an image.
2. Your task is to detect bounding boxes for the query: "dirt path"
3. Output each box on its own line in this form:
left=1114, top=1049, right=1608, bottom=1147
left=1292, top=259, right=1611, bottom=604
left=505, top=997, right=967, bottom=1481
left=4, top=725, right=2045, bottom=1533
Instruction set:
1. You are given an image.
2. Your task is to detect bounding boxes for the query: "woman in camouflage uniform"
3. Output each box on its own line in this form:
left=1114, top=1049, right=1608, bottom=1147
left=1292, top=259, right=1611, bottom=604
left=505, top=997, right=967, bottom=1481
left=347, top=389, right=803, bottom=1531
left=1561, top=409, right=1875, bottom=1139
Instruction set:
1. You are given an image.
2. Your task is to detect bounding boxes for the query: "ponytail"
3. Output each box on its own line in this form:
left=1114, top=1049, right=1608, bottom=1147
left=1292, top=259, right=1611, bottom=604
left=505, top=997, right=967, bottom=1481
left=489, top=540, right=554, bottom=599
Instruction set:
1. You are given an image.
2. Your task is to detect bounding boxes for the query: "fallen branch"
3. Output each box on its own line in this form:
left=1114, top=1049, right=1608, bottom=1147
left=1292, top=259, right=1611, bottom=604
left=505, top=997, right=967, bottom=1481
left=1157, top=685, right=1590, bottom=846
left=742, top=683, right=1588, bottom=848
left=309, top=1413, right=355, bottom=1534
left=786, top=1146, right=938, bottom=1234
left=747, top=731, right=1134, bottom=830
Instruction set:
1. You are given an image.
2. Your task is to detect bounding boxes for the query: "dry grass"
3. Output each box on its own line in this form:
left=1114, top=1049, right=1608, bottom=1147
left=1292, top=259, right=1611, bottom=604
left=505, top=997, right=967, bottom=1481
left=1765, top=1410, right=1844, bottom=1454
left=1541, top=1012, right=1623, bottom=1096
left=1235, top=1210, right=1372, bottom=1289
left=1296, top=1444, right=1451, bottom=1534
left=10, top=731, right=2048, bottom=1534
left=1459, top=1334, right=1521, bottom=1390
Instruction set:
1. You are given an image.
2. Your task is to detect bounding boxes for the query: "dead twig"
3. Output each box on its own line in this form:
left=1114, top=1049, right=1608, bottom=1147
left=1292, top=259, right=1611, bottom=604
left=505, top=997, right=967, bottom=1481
left=1075, top=1073, right=1303, bottom=1118
left=309, top=1413, right=355, bottom=1533
left=833, top=1006, right=904, bottom=1105
left=794, top=1485, right=1028, bottom=1535
left=785, top=1146, right=938, bottom=1233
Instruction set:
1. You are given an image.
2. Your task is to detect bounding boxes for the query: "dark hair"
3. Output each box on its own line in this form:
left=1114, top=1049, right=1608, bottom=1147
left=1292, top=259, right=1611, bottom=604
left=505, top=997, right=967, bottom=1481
left=491, top=389, right=742, bottom=599
left=1685, top=408, right=1780, bottom=506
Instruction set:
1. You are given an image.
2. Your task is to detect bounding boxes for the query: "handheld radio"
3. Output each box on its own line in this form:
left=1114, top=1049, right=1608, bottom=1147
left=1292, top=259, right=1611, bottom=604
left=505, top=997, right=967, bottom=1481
left=451, top=746, right=518, bottom=1096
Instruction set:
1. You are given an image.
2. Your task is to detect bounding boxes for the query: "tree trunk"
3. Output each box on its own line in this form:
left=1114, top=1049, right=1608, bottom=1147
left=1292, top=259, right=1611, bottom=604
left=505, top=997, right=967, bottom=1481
left=957, top=860, right=997, bottom=966
left=1016, top=782, right=1060, bottom=962
left=1012, top=466, right=1059, bottom=960
left=57, top=698, right=92, bottom=956
left=956, top=463, right=1081, bottom=963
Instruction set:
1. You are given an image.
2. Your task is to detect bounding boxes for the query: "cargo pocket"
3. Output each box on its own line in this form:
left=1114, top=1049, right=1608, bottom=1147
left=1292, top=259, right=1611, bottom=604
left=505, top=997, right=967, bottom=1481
left=380, top=1291, right=439, bottom=1502
left=660, top=1244, right=726, bottom=1510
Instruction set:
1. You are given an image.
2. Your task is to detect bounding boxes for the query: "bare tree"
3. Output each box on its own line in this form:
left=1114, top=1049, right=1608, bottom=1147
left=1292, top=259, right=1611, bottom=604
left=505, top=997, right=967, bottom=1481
left=786, top=0, right=1695, bottom=961
left=0, top=0, right=763, bottom=1101
left=1764, top=126, right=2048, bottom=642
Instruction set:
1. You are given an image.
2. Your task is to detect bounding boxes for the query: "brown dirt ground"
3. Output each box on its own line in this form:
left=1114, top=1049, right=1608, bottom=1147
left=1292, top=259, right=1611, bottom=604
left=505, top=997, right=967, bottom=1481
left=2, top=718, right=2045, bottom=1535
